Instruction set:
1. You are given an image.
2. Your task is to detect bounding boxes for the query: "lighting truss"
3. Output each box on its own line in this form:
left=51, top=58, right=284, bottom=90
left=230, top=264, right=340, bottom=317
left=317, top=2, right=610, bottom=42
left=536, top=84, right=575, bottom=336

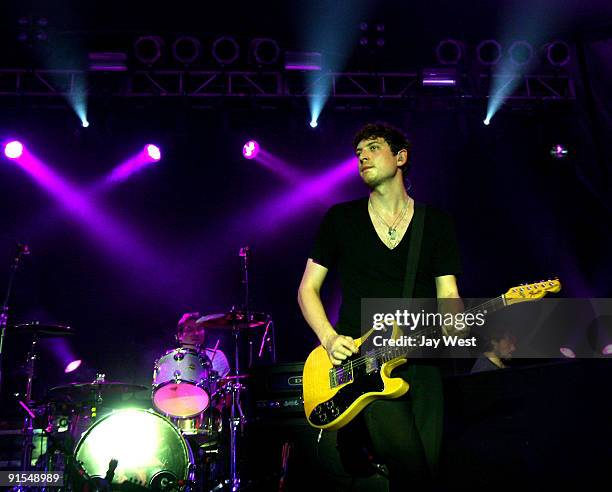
left=0, top=68, right=575, bottom=101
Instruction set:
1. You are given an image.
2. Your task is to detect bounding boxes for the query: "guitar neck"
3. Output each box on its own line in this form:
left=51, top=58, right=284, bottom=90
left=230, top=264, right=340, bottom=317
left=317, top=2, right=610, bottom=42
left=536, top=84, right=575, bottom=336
left=375, top=295, right=506, bottom=364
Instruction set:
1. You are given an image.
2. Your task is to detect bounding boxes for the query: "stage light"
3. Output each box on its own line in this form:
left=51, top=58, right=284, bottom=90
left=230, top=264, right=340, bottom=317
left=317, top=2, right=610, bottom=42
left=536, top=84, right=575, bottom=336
left=476, top=40, right=502, bottom=65
left=483, top=118, right=491, bottom=126
left=251, top=38, right=280, bottom=66
left=436, top=39, right=463, bottom=65
left=284, top=51, right=322, bottom=71
left=559, top=347, right=576, bottom=358
left=212, top=36, right=240, bottom=65
left=134, top=36, right=164, bottom=65
left=172, top=36, right=201, bottom=65
left=89, top=52, right=127, bottom=72
left=310, top=120, right=318, bottom=128
left=509, top=41, right=533, bottom=66
left=550, top=144, right=568, bottom=160
left=603, top=344, right=612, bottom=356
left=4, top=141, right=24, bottom=159
left=242, top=140, right=260, bottom=160
left=145, top=144, right=161, bottom=162
left=64, top=359, right=82, bottom=373
left=422, top=68, right=457, bottom=86
left=82, top=120, right=90, bottom=128
left=546, top=41, right=570, bottom=67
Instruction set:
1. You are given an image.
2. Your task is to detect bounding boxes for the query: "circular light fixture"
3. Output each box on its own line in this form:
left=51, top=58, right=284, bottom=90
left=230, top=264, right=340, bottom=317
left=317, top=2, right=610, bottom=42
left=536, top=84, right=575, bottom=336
left=134, top=36, right=164, bottom=65
left=509, top=40, right=533, bottom=66
left=546, top=40, right=570, bottom=67
left=550, top=144, right=569, bottom=160
left=172, top=36, right=201, bottom=65
left=212, top=36, right=240, bottom=65
left=436, top=39, right=463, bottom=65
left=242, top=140, right=260, bottom=159
left=4, top=141, right=24, bottom=159
left=64, top=360, right=82, bottom=373
left=476, top=39, right=502, bottom=65
left=559, top=347, right=576, bottom=358
left=145, top=144, right=162, bottom=162
left=251, top=38, right=280, bottom=65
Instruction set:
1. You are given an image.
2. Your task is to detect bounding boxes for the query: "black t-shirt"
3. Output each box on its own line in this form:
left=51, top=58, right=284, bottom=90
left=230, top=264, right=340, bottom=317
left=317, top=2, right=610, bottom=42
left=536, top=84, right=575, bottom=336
left=310, top=197, right=461, bottom=338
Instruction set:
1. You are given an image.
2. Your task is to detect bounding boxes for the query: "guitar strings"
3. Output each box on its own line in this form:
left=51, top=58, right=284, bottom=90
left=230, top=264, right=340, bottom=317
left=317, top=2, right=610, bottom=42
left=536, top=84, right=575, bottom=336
left=332, top=296, right=505, bottom=377
left=331, top=280, right=558, bottom=380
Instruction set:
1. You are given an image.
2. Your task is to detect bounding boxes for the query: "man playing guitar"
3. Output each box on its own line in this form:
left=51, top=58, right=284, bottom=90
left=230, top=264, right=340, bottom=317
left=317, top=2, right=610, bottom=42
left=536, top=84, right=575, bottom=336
left=298, top=122, right=463, bottom=489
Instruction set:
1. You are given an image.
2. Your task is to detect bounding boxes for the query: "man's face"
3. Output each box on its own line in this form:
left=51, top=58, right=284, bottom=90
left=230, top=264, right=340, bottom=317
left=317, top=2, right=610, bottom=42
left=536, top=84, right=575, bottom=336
left=355, top=137, right=404, bottom=187
left=494, top=335, right=517, bottom=360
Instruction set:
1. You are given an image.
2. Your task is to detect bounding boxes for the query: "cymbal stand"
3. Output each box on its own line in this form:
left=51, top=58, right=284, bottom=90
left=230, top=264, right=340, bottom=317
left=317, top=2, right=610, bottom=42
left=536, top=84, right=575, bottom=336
left=0, top=243, right=30, bottom=396
left=227, top=325, right=247, bottom=492
left=227, top=247, right=251, bottom=491
left=20, top=333, right=39, bottom=475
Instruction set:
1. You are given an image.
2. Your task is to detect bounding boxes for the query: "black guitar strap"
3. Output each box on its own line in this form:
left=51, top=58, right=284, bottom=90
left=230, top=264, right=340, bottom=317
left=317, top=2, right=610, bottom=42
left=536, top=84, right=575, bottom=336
left=401, top=202, right=425, bottom=299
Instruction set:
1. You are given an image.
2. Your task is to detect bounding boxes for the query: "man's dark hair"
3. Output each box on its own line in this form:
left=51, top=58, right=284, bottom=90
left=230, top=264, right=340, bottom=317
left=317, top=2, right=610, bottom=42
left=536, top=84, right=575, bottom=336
left=353, top=122, right=412, bottom=172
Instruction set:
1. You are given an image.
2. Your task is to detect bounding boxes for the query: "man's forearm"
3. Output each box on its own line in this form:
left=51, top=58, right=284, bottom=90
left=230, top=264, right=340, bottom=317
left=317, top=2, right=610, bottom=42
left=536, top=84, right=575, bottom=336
left=438, top=296, right=467, bottom=337
left=298, top=286, right=337, bottom=346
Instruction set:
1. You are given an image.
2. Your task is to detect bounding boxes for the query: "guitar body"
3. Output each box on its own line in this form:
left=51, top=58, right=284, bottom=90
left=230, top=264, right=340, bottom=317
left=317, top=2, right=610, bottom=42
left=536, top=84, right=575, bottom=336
left=302, top=327, right=409, bottom=431
left=302, top=279, right=562, bottom=430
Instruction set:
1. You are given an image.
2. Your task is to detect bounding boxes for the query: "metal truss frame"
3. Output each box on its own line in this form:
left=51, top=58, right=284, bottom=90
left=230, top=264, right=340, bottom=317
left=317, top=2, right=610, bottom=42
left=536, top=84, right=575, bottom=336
left=0, top=68, right=575, bottom=101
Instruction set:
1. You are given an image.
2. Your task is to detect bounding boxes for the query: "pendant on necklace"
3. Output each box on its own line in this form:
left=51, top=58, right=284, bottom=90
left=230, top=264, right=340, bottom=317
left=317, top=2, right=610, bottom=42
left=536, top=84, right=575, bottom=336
left=388, top=228, right=397, bottom=241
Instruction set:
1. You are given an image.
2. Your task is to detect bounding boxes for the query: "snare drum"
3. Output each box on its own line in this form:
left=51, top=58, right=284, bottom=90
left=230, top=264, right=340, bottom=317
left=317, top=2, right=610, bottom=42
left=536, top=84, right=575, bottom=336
left=172, top=408, right=223, bottom=437
left=152, top=347, right=211, bottom=418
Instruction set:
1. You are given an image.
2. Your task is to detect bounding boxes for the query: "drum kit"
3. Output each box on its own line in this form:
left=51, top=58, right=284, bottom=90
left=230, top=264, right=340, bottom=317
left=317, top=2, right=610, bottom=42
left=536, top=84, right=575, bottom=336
left=0, top=246, right=277, bottom=491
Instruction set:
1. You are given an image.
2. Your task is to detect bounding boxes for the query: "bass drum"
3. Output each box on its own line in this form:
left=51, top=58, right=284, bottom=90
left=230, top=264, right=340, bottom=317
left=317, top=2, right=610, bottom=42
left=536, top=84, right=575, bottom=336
left=74, top=409, right=194, bottom=490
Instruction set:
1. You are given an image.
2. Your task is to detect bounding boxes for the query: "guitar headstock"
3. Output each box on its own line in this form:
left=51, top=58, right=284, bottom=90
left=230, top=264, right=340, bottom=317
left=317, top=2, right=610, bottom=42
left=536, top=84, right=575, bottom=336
left=504, top=279, right=561, bottom=305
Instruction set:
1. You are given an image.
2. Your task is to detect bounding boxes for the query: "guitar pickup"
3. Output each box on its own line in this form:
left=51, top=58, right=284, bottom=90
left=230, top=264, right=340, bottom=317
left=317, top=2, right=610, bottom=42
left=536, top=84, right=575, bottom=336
left=330, top=364, right=354, bottom=388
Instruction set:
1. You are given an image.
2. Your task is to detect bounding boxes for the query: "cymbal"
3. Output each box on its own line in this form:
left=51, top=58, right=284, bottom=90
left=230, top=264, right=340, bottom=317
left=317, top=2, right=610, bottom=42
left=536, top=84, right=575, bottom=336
left=45, top=381, right=148, bottom=403
left=10, top=321, right=73, bottom=337
left=196, top=311, right=269, bottom=330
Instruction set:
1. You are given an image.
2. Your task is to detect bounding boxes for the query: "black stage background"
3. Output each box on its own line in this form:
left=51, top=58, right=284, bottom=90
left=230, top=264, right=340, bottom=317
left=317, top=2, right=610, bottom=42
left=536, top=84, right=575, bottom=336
left=0, top=0, right=611, bottom=488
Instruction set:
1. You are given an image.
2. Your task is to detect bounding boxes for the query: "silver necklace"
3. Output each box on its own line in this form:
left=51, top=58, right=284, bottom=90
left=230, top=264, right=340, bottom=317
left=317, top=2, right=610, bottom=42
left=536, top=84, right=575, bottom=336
left=369, top=198, right=409, bottom=242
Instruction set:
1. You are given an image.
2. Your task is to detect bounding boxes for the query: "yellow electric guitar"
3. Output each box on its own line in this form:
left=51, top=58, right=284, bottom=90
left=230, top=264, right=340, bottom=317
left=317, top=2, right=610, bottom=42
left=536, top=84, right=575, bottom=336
left=302, top=279, right=561, bottom=430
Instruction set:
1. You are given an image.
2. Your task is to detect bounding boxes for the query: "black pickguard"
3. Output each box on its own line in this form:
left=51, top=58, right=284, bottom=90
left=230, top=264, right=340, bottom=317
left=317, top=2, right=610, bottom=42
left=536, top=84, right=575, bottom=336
left=308, top=359, right=385, bottom=427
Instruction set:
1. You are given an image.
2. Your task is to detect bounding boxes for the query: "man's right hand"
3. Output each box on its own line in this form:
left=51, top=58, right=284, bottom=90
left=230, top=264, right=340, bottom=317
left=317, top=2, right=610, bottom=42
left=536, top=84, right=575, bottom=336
left=322, top=333, right=359, bottom=366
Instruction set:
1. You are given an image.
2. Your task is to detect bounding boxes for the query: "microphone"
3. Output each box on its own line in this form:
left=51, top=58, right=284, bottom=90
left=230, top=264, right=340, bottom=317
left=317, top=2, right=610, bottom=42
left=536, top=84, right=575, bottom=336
left=12, top=243, right=30, bottom=267
left=17, top=243, right=31, bottom=256
left=239, top=245, right=250, bottom=261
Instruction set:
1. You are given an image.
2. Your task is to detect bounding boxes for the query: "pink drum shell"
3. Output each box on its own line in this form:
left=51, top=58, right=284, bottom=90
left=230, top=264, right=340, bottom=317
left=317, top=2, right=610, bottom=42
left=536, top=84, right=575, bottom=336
left=152, top=348, right=210, bottom=418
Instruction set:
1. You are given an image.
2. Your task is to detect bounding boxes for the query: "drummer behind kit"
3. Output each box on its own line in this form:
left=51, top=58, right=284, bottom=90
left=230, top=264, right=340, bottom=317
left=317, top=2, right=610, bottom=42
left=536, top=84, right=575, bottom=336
left=1, top=245, right=280, bottom=491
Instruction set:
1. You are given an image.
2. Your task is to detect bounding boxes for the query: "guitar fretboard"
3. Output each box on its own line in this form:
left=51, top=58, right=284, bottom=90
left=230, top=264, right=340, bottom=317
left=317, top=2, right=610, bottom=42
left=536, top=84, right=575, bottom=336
left=330, top=296, right=507, bottom=385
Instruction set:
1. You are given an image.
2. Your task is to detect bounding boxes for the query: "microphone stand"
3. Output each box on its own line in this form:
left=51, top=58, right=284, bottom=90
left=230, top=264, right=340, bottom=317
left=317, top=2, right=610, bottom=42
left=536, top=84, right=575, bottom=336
left=226, top=246, right=250, bottom=492
left=0, top=243, right=30, bottom=397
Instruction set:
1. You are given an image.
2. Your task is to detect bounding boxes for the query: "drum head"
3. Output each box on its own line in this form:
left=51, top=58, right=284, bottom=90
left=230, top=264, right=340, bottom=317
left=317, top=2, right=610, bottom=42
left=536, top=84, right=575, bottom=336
left=153, top=383, right=210, bottom=418
left=74, top=409, right=192, bottom=488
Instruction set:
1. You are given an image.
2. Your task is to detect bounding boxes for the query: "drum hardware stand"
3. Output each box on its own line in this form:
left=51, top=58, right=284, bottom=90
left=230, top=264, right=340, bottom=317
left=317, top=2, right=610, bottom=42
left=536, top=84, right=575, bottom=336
left=21, top=332, right=39, bottom=474
left=210, top=247, right=251, bottom=492
left=0, top=243, right=30, bottom=396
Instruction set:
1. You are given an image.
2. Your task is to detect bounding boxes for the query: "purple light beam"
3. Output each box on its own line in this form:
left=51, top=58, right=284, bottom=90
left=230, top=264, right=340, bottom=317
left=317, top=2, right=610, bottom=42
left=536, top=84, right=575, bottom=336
left=106, top=144, right=161, bottom=184
left=10, top=149, right=169, bottom=273
left=253, top=149, right=305, bottom=183
left=233, top=156, right=357, bottom=235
